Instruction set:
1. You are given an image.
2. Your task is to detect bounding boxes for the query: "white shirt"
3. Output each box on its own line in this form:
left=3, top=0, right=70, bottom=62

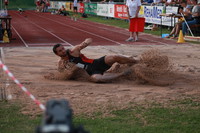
left=74, top=0, right=78, bottom=7
left=126, top=0, right=141, bottom=18
left=153, top=0, right=161, bottom=4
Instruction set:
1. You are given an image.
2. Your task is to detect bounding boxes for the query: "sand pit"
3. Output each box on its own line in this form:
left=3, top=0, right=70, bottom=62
left=2, top=44, right=200, bottom=116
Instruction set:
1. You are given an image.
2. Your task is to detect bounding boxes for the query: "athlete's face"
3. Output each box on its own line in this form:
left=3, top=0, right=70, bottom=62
left=56, top=45, right=67, bottom=57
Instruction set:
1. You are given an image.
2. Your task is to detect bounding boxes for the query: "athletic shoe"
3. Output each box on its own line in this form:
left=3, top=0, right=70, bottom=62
left=135, top=36, right=138, bottom=42
left=125, top=37, right=134, bottom=42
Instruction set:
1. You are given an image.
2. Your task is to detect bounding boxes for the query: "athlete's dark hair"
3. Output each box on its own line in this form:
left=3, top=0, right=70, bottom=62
left=53, top=43, right=62, bottom=54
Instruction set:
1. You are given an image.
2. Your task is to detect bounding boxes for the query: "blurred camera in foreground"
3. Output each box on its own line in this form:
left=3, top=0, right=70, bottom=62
left=36, top=99, right=89, bottom=133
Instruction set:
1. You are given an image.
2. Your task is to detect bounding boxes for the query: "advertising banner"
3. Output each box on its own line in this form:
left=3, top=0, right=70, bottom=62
left=144, top=6, right=162, bottom=24
left=84, top=3, right=97, bottom=15
left=78, top=2, right=84, bottom=13
left=49, top=1, right=179, bottom=26
left=114, top=4, right=127, bottom=19
left=144, top=5, right=178, bottom=26
left=58, top=2, right=65, bottom=9
left=66, top=2, right=73, bottom=11
left=108, top=4, right=115, bottom=17
left=114, top=4, right=144, bottom=19
left=97, top=4, right=114, bottom=17
left=97, top=4, right=109, bottom=17
left=50, top=1, right=59, bottom=9
left=166, top=6, right=178, bottom=14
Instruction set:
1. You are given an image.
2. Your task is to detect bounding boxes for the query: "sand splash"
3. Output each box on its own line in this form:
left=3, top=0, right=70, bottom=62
left=133, top=49, right=174, bottom=86
left=44, top=49, right=175, bottom=86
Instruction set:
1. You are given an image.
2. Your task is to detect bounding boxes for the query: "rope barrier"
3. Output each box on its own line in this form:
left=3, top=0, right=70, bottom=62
left=0, top=60, right=45, bottom=111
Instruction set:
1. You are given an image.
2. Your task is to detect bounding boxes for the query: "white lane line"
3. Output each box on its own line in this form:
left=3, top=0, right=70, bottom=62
left=28, top=12, right=122, bottom=45
left=40, top=12, right=170, bottom=45
left=14, top=12, right=73, bottom=47
left=11, top=25, right=29, bottom=47
left=75, top=20, right=169, bottom=45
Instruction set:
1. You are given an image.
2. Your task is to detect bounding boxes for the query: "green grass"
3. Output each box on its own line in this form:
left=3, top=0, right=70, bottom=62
left=1, top=98, right=200, bottom=133
left=0, top=101, right=41, bottom=133
left=4, top=0, right=35, bottom=10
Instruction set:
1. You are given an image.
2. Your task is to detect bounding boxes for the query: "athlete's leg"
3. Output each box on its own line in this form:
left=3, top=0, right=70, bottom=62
left=90, top=69, right=131, bottom=83
left=104, top=55, right=138, bottom=66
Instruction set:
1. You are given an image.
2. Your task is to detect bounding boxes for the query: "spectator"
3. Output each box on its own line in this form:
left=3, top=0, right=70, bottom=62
left=58, top=5, right=69, bottom=16
left=44, top=0, right=50, bottom=12
left=165, top=1, right=193, bottom=38
left=142, top=0, right=153, bottom=5
left=164, top=0, right=176, bottom=6
left=73, top=0, right=78, bottom=13
left=83, top=0, right=91, bottom=3
left=40, top=0, right=46, bottom=12
left=108, top=0, right=115, bottom=4
left=182, top=0, right=200, bottom=36
left=36, top=0, right=41, bottom=12
left=151, top=0, right=163, bottom=6
left=4, top=0, right=8, bottom=9
left=100, top=0, right=107, bottom=3
left=125, top=0, right=142, bottom=42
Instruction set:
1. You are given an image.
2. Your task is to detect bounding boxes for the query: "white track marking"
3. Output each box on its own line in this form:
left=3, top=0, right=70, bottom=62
left=50, top=12, right=170, bottom=45
left=14, top=12, right=73, bottom=47
left=72, top=19, right=170, bottom=45
left=28, top=12, right=122, bottom=45
left=11, top=25, right=29, bottom=47
left=35, top=11, right=170, bottom=45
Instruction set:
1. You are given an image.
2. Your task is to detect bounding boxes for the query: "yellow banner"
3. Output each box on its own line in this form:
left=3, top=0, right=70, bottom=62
left=65, top=2, right=73, bottom=11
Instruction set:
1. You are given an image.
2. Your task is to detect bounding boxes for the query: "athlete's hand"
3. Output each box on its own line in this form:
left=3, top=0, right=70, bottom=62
left=84, top=38, right=92, bottom=45
left=58, top=60, right=76, bottom=72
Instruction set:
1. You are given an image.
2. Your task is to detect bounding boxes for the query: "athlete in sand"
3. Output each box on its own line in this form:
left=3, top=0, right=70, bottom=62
left=53, top=38, right=139, bottom=83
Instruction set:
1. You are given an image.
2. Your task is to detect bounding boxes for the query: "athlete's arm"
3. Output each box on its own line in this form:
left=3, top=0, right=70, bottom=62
left=70, top=38, right=92, bottom=56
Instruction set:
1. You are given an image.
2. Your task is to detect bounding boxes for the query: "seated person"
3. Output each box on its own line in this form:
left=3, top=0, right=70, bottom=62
left=182, top=0, right=200, bottom=36
left=142, top=0, right=153, bottom=5
left=36, top=0, right=41, bottom=12
left=151, top=0, right=164, bottom=6
left=164, top=0, right=176, bottom=6
left=165, top=1, right=193, bottom=38
left=100, top=0, right=107, bottom=4
left=58, top=5, right=69, bottom=16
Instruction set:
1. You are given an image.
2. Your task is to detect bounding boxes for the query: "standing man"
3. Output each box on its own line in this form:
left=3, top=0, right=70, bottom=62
left=125, top=0, right=142, bottom=42
left=4, top=0, right=8, bottom=9
left=73, top=0, right=78, bottom=13
left=52, top=38, right=139, bottom=83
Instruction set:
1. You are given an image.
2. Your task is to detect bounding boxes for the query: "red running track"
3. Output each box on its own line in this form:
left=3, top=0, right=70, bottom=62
left=0, top=10, right=181, bottom=47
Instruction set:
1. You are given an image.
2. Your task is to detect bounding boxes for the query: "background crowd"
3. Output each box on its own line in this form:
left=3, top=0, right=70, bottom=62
left=35, top=0, right=50, bottom=12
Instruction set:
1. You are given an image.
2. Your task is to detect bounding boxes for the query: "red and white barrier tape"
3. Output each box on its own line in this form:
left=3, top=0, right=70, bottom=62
left=0, top=60, right=45, bottom=111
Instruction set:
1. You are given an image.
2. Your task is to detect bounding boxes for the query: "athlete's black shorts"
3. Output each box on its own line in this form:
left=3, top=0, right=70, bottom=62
left=86, top=56, right=111, bottom=75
